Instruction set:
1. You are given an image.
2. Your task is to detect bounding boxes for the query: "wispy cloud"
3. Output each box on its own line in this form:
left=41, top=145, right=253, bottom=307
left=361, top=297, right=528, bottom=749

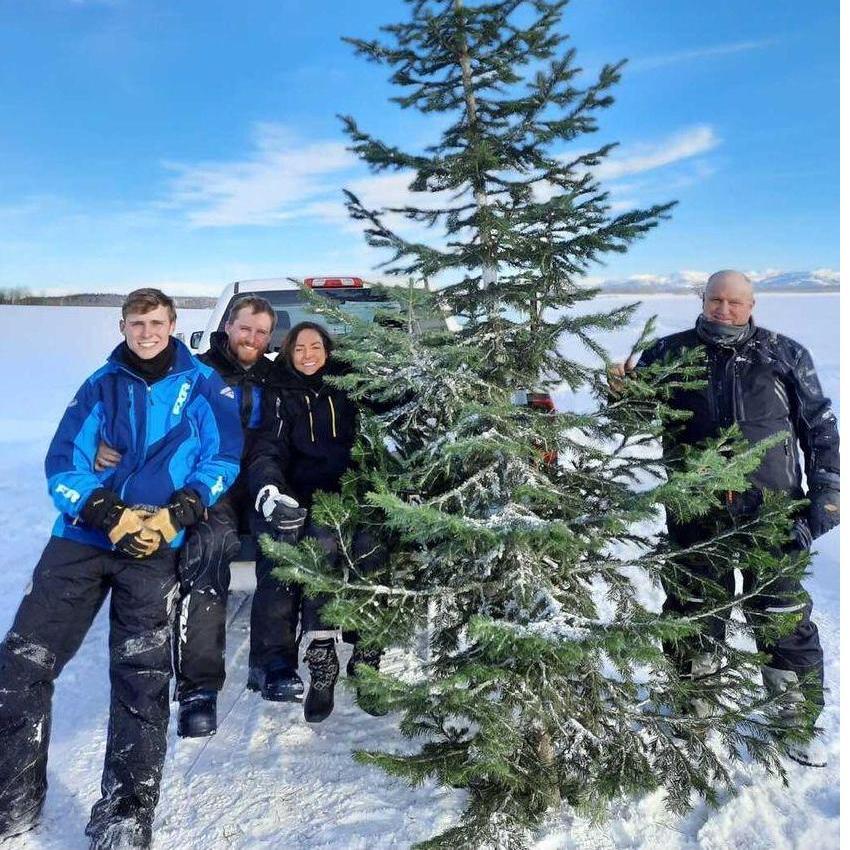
left=160, top=123, right=358, bottom=228
left=595, top=125, right=719, bottom=181
left=160, top=122, right=718, bottom=233
left=630, top=39, right=777, bottom=72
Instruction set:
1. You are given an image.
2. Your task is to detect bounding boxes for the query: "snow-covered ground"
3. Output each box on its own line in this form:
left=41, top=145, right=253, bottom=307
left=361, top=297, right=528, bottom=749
left=0, top=295, right=839, bottom=850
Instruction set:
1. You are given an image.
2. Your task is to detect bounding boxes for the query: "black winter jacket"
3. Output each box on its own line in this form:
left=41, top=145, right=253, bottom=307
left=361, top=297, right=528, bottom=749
left=246, top=360, right=358, bottom=510
left=639, top=322, right=839, bottom=498
left=199, top=331, right=273, bottom=491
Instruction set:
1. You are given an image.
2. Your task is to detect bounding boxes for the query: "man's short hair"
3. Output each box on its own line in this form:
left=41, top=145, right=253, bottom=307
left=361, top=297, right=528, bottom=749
left=122, top=288, right=177, bottom=322
left=226, top=295, right=277, bottom=332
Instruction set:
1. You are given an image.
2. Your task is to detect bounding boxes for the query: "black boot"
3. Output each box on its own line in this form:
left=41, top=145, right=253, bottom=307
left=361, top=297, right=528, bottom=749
left=87, top=818, right=152, bottom=850
left=177, top=690, right=217, bottom=738
left=304, top=639, right=339, bottom=723
left=247, top=664, right=304, bottom=702
left=0, top=798, right=42, bottom=842
left=347, top=645, right=387, bottom=717
left=85, top=798, right=152, bottom=850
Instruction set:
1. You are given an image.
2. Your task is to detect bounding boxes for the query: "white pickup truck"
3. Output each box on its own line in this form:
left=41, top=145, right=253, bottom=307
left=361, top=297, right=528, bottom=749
left=188, top=275, right=399, bottom=356
left=188, top=274, right=556, bottom=565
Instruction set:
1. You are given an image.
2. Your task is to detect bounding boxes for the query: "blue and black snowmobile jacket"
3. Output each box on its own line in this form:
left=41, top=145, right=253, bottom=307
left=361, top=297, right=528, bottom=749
left=45, top=337, right=244, bottom=550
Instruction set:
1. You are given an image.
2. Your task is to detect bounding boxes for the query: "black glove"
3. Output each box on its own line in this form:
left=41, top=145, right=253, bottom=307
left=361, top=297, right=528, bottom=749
left=807, top=478, right=840, bottom=540
left=256, top=485, right=307, bottom=539
left=144, top=488, right=205, bottom=545
left=81, top=488, right=160, bottom=559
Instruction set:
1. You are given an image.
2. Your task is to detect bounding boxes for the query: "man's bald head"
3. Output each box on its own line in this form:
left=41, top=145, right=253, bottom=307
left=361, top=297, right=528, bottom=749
left=703, top=269, right=755, bottom=326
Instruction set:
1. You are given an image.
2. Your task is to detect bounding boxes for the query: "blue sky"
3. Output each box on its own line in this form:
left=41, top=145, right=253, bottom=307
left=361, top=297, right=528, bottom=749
left=0, top=0, right=838, bottom=295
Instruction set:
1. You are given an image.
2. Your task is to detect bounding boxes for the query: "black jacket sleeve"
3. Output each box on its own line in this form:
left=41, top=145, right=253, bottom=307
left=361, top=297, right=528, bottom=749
left=786, top=342, right=840, bottom=487
left=245, top=389, right=296, bottom=505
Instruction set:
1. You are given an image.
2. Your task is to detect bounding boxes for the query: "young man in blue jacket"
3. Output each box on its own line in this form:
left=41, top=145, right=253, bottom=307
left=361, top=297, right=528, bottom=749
left=0, top=289, right=242, bottom=849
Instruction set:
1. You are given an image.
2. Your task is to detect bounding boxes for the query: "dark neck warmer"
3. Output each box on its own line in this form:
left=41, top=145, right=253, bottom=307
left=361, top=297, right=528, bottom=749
left=120, top=339, right=176, bottom=384
left=295, top=365, right=327, bottom=392
left=696, top=315, right=756, bottom=349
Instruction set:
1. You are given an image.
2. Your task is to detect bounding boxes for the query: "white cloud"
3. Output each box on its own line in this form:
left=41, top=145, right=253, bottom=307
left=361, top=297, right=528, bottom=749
left=161, top=123, right=358, bottom=228
left=594, top=125, right=719, bottom=181
left=630, top=39, right=777, bottom=73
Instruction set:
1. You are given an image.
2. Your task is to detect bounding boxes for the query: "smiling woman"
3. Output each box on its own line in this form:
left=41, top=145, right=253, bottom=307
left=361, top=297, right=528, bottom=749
left=290, top=326, right=328, bottom=376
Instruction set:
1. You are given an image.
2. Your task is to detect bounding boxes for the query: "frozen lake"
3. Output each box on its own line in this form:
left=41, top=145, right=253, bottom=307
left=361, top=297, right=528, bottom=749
left=0, top=293, right=839, bottom=850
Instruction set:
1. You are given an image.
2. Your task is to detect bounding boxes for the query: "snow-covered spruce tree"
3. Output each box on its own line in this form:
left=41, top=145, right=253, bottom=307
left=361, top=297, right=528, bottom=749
left=262, top=1, right=808, bottom=846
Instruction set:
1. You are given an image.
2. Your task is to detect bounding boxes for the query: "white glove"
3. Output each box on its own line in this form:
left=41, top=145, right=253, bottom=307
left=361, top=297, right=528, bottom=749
left=255, top=485, right=298, bottom=517
left=255, top=485, right=307, bottom=536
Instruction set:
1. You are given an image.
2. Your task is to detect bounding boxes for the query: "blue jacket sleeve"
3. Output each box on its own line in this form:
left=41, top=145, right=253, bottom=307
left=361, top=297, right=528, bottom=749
left=184, top=369, right=244, bottom=507
left=44, top=375, right=107, bottom=518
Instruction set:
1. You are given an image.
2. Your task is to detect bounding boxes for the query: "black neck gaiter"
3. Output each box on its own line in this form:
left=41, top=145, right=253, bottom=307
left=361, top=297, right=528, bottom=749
left=120, top=339, right=176, bottom=384
left=296, top=365, right=326, bottom=392
left=695, top=315, right=756, bottom=349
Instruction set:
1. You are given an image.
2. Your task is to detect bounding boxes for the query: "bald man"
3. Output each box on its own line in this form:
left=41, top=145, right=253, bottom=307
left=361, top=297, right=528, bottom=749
left=616, top=270, right=839, bottom=767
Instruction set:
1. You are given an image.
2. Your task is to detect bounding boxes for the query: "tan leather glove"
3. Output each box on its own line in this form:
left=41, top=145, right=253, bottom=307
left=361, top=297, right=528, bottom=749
left=106, top=507, right=161, bottom=558
left=143, top=507, right=180, bottom=544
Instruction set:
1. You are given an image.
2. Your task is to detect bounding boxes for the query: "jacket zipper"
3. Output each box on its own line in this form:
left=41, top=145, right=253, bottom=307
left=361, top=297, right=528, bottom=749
left=275, top=397, right=283, bottom=439
left=304, top=395, right=316, bottom=442
left=328, top=397, right=337, bottom=438
left=783, top=437, right=795, bottom=486
left=116, top=361, right=192, bottom=501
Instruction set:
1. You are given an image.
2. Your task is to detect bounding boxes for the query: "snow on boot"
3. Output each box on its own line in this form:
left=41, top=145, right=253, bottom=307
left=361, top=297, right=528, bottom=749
left=247, top=665, right=304, bottom=702
left=304, top=639, right=339, bottom=723
left=177, top=690, right=217, bottom=738
left=0, top=799, right=42, bottom=842
left=688, top=653, right=721, bottom=719
left=347, top=645, right=387, bottom=717
left=86, top=817, right=152, bottom=850
left=761, top=666, right=806, bottom=722
left=786, top=736, right=828, bottom=768
left=761, top=666, right=826, bottom=767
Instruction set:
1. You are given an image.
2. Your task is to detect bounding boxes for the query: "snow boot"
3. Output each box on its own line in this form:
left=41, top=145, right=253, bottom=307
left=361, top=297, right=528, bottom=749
left=247, top=664, right=304, bottom=702
left=0, top=798, right=42, bottom=842
left=85, top=799, right=152, bottom=850
left=786, top=736, right=828, bottom=768
left=87, top=818, right=152, bottom=850
left=761, top=666, right=827, bottom=768
left=177, top=689, right=217, bottom=738
left=347, top=645, right=387, bottom=717
left=304, top=639, right=339, bottom=723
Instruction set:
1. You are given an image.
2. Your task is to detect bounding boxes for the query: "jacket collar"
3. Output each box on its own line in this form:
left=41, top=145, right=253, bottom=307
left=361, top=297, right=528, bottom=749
left=108, top=336, right=197, bottom=380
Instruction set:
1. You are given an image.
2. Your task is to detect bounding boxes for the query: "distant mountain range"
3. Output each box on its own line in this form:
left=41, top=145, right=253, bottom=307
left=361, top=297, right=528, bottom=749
left=1, top=269, right=838, bottom=307
left=2, top=292, right=217, bottom=308
left=594, top=269, right=839, bottom=294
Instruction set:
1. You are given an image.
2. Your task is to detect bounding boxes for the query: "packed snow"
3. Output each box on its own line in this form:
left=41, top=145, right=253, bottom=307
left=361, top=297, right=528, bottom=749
left=0, top=295, right=839, bottom=849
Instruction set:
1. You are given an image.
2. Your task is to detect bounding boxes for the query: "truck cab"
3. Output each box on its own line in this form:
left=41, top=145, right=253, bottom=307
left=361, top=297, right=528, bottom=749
left=189, top=275, right=398, bottom=355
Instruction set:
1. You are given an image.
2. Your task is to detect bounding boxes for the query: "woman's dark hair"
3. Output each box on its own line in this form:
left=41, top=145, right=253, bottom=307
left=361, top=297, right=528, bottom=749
left=281, top=320, right=334, bottom=366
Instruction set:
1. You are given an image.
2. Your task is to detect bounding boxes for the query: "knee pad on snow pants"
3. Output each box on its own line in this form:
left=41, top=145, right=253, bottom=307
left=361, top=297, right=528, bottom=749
left=173, top=504, right=241, bottom=696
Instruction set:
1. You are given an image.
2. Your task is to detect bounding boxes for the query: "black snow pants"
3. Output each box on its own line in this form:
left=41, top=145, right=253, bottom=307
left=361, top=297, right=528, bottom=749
left=249, top=523, right=385, bottom=669
left=173, top=493, right=243, bottom=698
left=663, top=514, right=825, bottom=712
left=0, top=537, right=178, bottom=836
